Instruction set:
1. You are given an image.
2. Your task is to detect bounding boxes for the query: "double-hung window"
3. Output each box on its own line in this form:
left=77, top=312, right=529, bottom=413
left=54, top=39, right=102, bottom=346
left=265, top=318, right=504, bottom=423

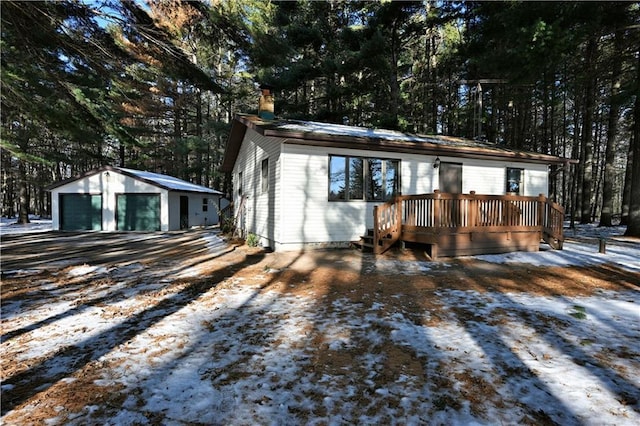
left=506, top=168, right=523, bottom=195
left=329, top=155, right=399, bottom=201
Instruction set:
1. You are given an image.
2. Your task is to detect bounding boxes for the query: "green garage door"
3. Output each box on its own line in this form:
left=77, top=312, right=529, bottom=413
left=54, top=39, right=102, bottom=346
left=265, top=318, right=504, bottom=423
left=60, top=194, right=102, bottom=230
left=117, top=194, right=161, bottom=231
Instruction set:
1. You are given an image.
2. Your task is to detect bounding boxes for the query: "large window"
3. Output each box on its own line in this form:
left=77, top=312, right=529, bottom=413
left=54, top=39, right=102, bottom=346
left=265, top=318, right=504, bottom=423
left=506, top=168, right=523, bottom=194
left=329, top=155, right=399, bottom=201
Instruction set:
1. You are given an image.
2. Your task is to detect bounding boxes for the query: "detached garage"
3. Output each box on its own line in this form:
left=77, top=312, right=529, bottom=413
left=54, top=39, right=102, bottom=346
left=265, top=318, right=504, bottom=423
left=48, top=166, right=224, bottom=232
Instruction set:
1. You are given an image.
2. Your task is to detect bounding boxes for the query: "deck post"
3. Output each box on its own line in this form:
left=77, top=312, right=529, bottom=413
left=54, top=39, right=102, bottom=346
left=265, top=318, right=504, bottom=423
left=537, top=193, right=545, bottom=229
left=396, top=196, right=402, bottom=239
left=433, top=190, right=441, bottom=230
left=373, top=205, right=380, bottom=254
left=469, top=191, right=477, bottom=227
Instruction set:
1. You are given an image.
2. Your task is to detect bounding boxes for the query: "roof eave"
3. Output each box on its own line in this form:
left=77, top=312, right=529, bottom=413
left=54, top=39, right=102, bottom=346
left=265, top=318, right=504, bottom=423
left=222, top=114, right=576, bottom=168
left=220, top=116, right=252, bottom=172
left=280, top=137, right=572, bottom=166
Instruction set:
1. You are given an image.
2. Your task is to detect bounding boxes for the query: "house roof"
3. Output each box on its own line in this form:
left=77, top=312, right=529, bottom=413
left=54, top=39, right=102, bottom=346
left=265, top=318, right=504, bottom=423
left=220, top=114, right=575, bottom=172
left=47, top=166, right=223, bottom=195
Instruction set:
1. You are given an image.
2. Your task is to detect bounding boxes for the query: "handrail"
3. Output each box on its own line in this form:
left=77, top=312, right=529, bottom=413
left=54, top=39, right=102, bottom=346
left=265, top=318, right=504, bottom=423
left=371, top=191, right=564, bottom=254
left=541, top=197, right=564, bottom=249
left=372, top=196, right=402, bottom=254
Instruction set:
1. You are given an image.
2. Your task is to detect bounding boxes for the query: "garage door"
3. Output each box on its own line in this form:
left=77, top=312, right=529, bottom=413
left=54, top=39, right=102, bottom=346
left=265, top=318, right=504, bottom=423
left=116, top=194, right=161, bottom=231
left=60, top=194, right=102, bottom=230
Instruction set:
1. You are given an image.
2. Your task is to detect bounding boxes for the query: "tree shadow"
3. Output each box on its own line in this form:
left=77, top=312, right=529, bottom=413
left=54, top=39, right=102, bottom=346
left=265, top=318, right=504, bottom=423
left=448, top=265, right=640, bottom=421
left=1, top=246, right=267, bottom=415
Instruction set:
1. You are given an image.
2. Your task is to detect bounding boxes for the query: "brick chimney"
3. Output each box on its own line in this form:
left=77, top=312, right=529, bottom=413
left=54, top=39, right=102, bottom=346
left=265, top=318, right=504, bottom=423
left=258, top=84, right=275, bottom=120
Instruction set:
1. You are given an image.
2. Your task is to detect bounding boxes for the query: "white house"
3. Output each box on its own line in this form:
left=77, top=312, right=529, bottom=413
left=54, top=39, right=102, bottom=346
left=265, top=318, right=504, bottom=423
left=48, top=166, right=224, bottom=231
left=221, top=114, right=571, bottom=252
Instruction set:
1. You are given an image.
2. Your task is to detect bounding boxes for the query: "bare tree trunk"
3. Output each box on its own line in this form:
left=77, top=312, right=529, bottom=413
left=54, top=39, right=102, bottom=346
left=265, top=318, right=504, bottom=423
left=599, top=31, right=623, bottom=226
left=621, top=141, right=633, bottom=225
left=196, top=88, right=203, bottom=186
left=625, top=52, right=640, bottom=237
left=17, top=158, right=30, bottom=224
left=580, top=37, right=597, bottom=224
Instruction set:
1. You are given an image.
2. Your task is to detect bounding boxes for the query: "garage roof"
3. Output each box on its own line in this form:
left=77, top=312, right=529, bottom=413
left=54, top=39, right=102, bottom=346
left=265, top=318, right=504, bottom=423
left=47, top=166, right=223, bottom=195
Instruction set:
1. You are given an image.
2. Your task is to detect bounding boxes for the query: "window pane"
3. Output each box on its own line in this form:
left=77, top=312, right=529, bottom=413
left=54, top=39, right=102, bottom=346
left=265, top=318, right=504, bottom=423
left=348, top=157, right=364, bottom=200
left=385, top=160, right=399, bottom=199
left=506, top=168, right=522, bottom=194
left=366, top=159, right=383, bottom=201
left=329, top=156, right=346, bottom=200
left=261, top=158, right=269, bottom=193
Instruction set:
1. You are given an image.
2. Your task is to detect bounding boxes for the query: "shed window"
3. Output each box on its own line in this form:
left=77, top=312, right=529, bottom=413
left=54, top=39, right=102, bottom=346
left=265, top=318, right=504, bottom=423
left=261, top=158, right=269, bottom=193
left=329, top=155, right=399, bottom=201
left=506, top=168, right=523, bottom=194
left=202, top=198, right=208, bottom=212
left=238, top=172, right=243, bottom=196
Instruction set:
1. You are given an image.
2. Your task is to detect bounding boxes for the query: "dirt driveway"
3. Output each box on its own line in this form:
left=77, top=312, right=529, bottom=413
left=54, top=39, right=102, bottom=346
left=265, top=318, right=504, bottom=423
left=0, top=229, right=231, bottom=275
left=2, top=228, right=637, bottom=295
left=1, top=230, right=639, bottom=425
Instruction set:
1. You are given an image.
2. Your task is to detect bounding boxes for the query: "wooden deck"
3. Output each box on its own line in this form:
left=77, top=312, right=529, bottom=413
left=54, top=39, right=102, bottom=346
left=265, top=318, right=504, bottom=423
left=360, top=191, right=565, bottom=257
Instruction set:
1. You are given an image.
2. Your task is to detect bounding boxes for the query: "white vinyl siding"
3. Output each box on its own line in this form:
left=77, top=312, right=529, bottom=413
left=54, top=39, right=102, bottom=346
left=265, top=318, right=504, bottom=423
left=51, top=171, right=220, bottom=232
left=51, top=171, right=169, bottom=231
left=461, top=160, right=548, bottom=196
left=280, top=144, right=369, bottom=246
left=232, top=133, right=550, bottom=250
left=523, top=167, right=549, bottom=196
left=167, top=192, right=219, bottom=229
left=232, top=128, right=281, bottom=247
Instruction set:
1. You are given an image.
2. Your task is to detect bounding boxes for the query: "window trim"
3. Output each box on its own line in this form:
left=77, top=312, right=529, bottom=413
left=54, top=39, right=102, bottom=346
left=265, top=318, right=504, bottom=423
left=328, top=154, right=400, bottom=202
left=202, top=197, right=208, bottom=212
left=506, top=167, right=524, bottom=195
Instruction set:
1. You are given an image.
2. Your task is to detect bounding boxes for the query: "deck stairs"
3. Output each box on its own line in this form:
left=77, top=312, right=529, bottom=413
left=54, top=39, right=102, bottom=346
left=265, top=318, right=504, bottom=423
left=356, top=228, right=396, bottom=253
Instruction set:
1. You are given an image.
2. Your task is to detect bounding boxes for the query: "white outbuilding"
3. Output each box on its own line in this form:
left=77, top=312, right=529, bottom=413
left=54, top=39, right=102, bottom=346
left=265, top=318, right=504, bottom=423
left=47, top=166, right=224, bottom=231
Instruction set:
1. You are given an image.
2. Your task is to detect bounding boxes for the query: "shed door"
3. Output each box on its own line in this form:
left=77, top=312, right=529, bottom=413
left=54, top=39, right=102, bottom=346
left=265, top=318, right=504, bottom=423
left=180, top=196, right=189, bottom=229
left=60, top=194, right=102, bottom=230
left=439, top=162, right=463, bottom=193
left=117, top=194, right=161, bottom=231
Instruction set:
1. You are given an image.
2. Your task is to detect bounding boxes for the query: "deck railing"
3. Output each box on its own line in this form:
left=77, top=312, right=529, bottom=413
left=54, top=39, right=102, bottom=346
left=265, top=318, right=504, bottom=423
left=372, top=198, right=402, bottom=254
left=371, top=191, right=564, bottom=254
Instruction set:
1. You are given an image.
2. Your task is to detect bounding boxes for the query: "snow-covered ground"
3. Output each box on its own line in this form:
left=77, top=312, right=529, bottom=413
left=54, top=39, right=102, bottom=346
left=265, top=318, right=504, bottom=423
left=0, top=216, right=53, bottom=235
left=1, top=221, right=639, bottom=425
left=475, top=223, right=639, bottom=273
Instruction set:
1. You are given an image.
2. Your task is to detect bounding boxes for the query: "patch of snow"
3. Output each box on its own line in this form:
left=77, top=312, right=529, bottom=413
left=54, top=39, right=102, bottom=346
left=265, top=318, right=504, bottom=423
left=67, top=265, right=109, bottom=277
left=0, top=216, right=52, bottom=235
left=474, top=239, right=640, bottom=272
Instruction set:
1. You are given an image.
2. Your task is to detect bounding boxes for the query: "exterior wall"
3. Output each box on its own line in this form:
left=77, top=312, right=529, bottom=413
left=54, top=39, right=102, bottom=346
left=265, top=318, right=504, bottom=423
left=52, top=170, right=168, bottom=231
left=167, top=192, right=220, bottom=229
left=51, top=170, right=224, bottom=232
left=523, top=167, right=549, bottom=196
left=231, top=128, right=281, bottom=247
left=233, top=138, right=550, bottom=251
left=460, top=159, right=548, bottom=196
